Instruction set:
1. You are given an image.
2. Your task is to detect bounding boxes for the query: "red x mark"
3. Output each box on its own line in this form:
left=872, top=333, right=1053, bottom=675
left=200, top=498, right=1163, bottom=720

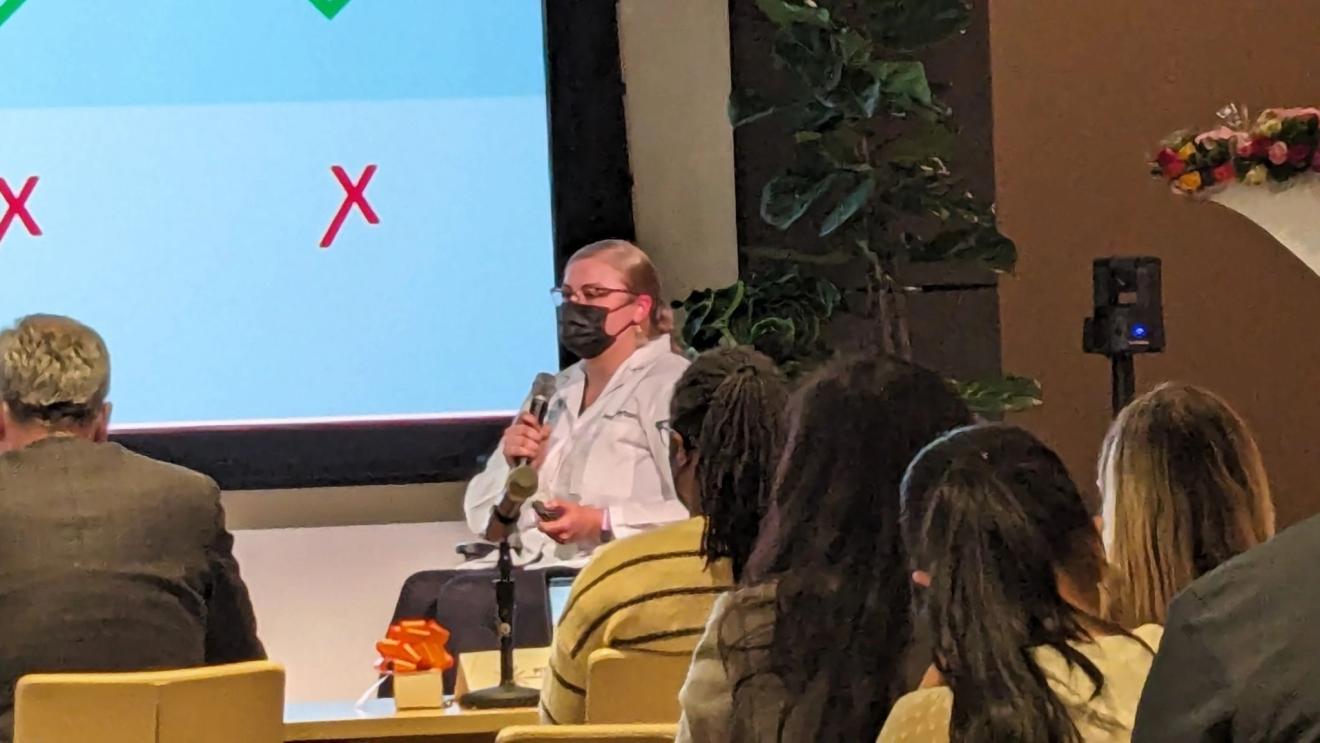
left=320, top=165, right=379, bottom=248
left=0, top=176, right=42, bottom=245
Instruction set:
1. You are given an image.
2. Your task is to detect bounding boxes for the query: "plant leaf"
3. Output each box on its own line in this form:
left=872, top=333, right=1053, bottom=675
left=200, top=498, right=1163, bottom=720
left=909, top=225, right=1018, bottom=273
left=818, top=66, right=885, bottom=118
left=776, top=25, right=843, bottom=94
left=837, top=28, right=873, bottom=67
left=789, top=102, right=842, bottom=132
left=749, top=316, right=795, bottom=343
left=756, top=0, right=832, bottom=28
left=761, top=171, right=843, bottom=230
left=729, top=88, right=777, bottom=128
left=870, top=61, right=934, bottom=111
left=863, top=0, right=972, bottom=51
left=879, top=120, right=956, bottom=164
left=952, top=375, right=1043, bottom=416
left=676, top=268, right=842, bottom=374
left=677, top=290, right=715, bottom=347
left=819, top=124, right=866, bottom=169
left=710, top=281, right=748, bottom=327
left=819, top=175, right=875, bottom=236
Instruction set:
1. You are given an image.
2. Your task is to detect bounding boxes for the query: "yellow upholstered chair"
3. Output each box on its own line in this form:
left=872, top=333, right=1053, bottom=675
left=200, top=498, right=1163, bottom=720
left=496, top=723, right=678, bottom=742
left=584, top=649, right=690, bottom=724
left=14, top=660, right=285, bottom=743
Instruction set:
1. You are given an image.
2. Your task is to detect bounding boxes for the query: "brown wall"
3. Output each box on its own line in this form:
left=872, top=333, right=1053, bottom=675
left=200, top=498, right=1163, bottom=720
left=991, top=1, right=1320, bottom=526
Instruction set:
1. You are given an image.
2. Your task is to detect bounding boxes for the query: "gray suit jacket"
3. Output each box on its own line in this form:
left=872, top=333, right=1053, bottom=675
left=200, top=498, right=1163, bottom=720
left=0, top=437, right=264, bottom=741
left=1133, top=511, right=1320, bottom=742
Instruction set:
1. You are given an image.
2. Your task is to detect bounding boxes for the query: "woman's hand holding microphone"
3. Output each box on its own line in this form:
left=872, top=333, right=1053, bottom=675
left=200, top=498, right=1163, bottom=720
left=502, top=412, right=550, bottom=469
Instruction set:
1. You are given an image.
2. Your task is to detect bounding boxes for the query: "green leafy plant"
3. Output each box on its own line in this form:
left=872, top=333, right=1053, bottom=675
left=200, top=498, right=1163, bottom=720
left=678, top=268, right=842, bottom=377
left=679, top=0, right=1040, bottom=413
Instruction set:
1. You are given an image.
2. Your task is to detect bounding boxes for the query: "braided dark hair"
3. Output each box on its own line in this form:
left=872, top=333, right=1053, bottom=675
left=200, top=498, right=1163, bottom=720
left=670, top=346, right=787, bottom=582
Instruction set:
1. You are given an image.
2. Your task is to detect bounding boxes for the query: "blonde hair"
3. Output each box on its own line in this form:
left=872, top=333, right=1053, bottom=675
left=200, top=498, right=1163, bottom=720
left=0, top=314, right=111, bottom=426
left=1100, top=382, right=1274, bottom=627
left=568, top=239, right=674, bottom=338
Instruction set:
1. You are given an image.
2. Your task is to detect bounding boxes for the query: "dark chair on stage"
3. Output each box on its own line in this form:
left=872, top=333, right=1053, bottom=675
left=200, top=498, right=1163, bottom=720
left=379, top=541, right=578, bottom=696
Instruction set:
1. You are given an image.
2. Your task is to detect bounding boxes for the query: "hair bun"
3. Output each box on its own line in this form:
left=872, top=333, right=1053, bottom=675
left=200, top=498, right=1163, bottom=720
left=654, top=305, right=676, bottom=334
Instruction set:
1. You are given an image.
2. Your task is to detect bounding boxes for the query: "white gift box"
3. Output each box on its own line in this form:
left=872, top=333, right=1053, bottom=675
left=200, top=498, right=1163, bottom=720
left=393, top=669, right=445, bottom=710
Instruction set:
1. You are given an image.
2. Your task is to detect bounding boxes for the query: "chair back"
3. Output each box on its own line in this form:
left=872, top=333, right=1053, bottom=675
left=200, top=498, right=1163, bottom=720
left=585, top=649, right=689, bottom=724
left=15, top=661, right=285, bottom=743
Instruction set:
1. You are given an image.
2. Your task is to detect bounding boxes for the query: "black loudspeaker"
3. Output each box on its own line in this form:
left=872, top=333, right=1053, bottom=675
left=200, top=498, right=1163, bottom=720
left=1083, top=257, right=1165, bottom=416
left=1083, top=257, right=1165, bottom=356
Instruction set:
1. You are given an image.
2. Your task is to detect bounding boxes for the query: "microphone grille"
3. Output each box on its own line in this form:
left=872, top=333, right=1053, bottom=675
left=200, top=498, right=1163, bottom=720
left=506, top=465, right=539, bottom=502
left=532, top=372, right=557, bottom=399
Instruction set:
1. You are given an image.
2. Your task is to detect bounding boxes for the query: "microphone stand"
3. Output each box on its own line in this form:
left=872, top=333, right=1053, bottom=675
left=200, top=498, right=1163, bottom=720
left=463, top=374, right=554, bottom=709
left=460, top=514, right=540, bottom=709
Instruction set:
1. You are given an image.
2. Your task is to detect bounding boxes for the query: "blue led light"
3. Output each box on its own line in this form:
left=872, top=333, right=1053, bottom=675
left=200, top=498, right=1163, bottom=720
left=1131, top=323, right=1148, bottom=340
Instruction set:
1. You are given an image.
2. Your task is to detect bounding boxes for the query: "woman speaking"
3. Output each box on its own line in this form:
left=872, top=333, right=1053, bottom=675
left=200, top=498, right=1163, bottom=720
left=385, top=241, right=690, bottom=694
left=463, top=239, right=691, bottom=565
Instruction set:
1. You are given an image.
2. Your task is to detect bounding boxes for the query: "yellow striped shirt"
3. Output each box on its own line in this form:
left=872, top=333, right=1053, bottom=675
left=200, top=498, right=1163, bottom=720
left=539, top=517, right=733, bottom=725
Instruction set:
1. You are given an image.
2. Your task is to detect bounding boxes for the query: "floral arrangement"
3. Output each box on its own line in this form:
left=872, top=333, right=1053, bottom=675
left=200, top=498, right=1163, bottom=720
left=1151, top=105, right=1320, bottom=194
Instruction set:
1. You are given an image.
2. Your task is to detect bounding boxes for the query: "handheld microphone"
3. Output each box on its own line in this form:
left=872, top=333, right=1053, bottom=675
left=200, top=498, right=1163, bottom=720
left=501, top=372, right=557, bottom=510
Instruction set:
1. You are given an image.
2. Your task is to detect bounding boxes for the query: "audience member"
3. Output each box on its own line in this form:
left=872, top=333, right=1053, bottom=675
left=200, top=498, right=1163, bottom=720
left=1099, top=382, right=1274, bottom=627
left=0, top=315, right=264, bottom=743
left=666, top=347, right=787, bottom=583
left=881, top=425, right=1160, bottom=743
left=1132, top=488, right=1320, bottom=738
left=676, top=354, right=972, bottom=742
left=540, top=347, right=787, bottom=725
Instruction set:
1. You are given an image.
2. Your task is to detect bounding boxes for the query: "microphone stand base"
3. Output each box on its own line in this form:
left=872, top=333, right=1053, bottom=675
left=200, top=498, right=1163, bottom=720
left=459, top=683, right=541, bottom=709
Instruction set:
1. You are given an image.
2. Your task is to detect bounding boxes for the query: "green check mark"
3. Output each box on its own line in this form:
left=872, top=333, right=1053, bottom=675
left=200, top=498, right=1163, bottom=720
left=307, top=0, right=352, bottom=20
left=0, top=0, right=348, bottom=26
left=0, top=0, right=28, bottom=29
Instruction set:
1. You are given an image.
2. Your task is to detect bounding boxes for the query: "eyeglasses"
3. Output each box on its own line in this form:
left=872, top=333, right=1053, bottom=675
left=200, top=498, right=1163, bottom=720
left=657, top=419, right=685, bottom=452
left=550, top=284, right=635, bottom=307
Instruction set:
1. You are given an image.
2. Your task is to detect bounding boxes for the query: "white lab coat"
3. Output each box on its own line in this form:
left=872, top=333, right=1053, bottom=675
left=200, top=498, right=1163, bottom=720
left=463, top=335, right=692, bottom=566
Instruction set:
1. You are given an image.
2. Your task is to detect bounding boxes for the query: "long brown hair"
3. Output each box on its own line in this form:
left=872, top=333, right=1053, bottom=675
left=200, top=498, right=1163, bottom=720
left=720, top=354, right=972, bottom=741
left=903, top=425, right=1121, bottom=743
left=568, top=239, right=674, bottom=338
left=1100, top=382, right=1274, bottom=627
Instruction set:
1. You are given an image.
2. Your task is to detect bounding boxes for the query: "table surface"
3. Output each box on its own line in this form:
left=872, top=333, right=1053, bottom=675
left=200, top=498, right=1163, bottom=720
left=284, top=698, right=538, bottom=741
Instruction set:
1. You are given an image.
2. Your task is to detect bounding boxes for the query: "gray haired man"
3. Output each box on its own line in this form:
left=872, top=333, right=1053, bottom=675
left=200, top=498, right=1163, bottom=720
left=0, top=314, right=265, bottom=743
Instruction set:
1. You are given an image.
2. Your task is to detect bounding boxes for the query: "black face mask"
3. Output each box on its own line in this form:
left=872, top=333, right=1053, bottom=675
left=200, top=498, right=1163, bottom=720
left=557, top=301, right=632, bottom=359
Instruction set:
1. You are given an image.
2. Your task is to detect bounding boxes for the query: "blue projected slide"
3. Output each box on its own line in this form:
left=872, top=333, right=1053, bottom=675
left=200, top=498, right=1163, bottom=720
left=0, top=0, right=558, bottom=428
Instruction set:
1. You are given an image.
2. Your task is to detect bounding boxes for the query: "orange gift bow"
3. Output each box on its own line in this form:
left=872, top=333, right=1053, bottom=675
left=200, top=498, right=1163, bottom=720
left=374, top=620, right=455, bottom=673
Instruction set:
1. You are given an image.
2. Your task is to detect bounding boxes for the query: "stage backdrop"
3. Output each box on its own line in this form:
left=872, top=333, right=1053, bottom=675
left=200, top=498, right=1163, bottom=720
left=991, top=0, right=1320, bottom=526
left=0, top=0, right=558, bottom=429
